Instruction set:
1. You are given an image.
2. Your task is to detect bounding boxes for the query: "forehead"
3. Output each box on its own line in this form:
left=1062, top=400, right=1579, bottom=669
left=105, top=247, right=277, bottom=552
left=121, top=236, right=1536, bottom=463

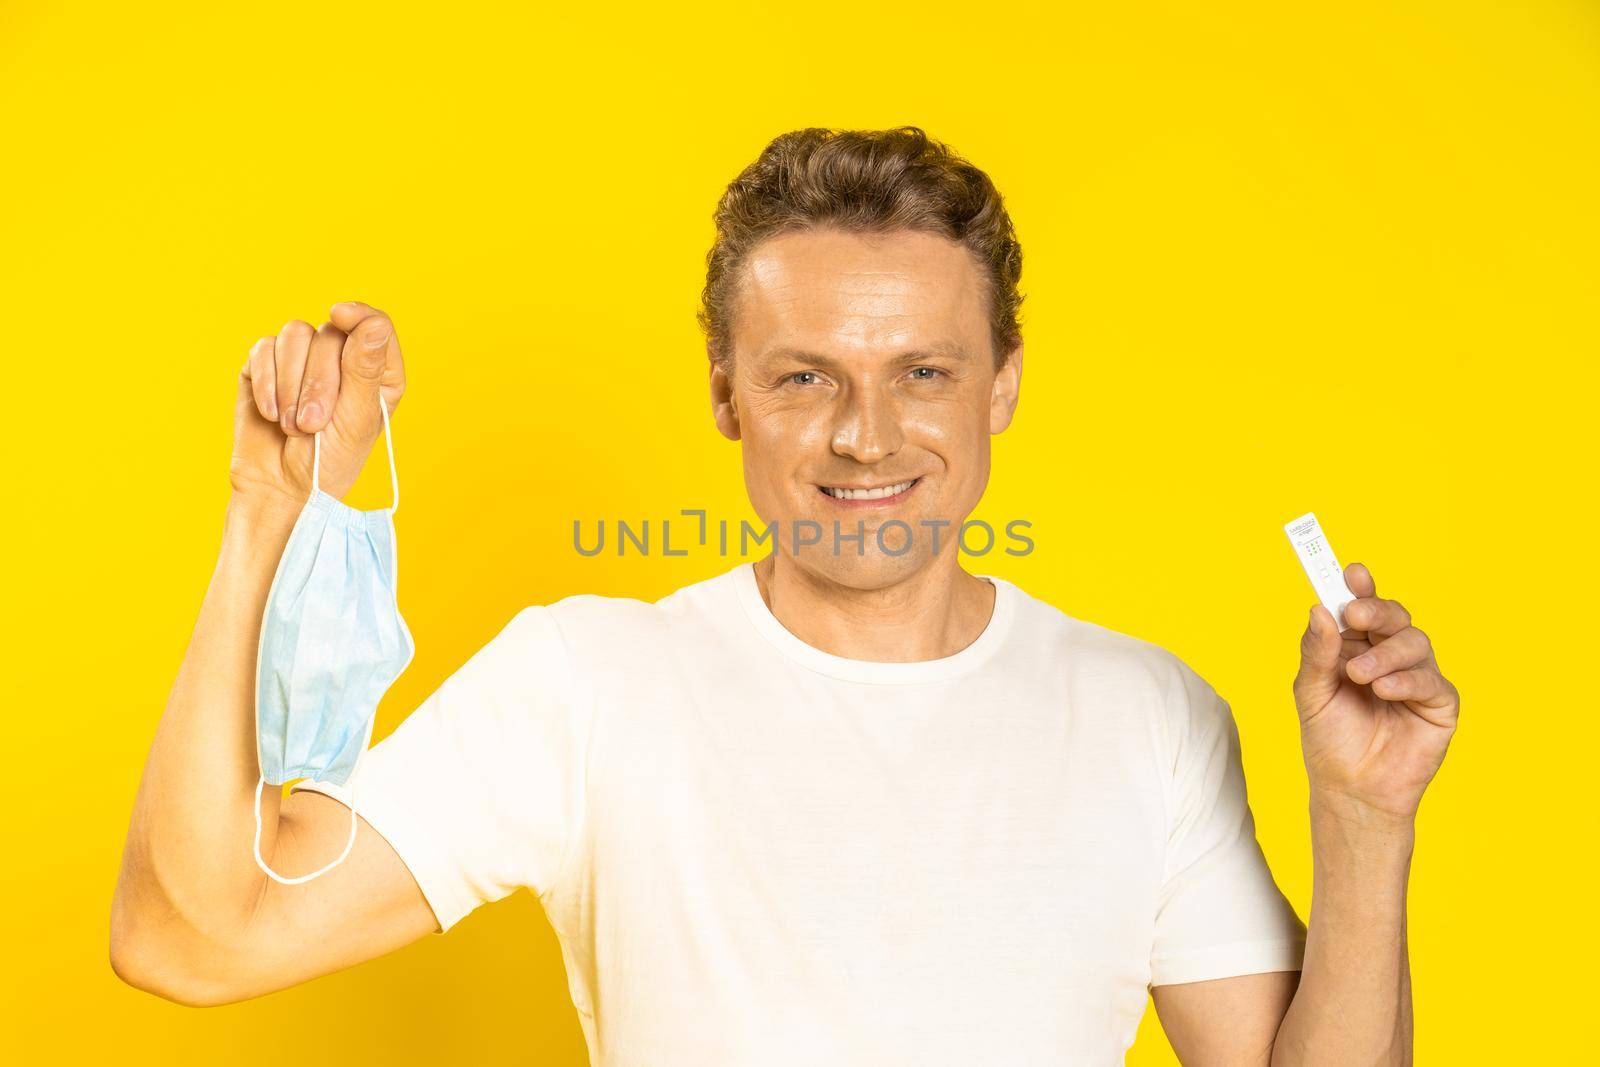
left=733, top=228, right=988, bottom=362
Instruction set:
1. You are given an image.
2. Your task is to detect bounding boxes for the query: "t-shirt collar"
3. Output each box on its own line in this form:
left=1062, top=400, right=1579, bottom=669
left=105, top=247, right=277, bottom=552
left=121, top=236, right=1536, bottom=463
left=730, top=560, right=1016, bottom=685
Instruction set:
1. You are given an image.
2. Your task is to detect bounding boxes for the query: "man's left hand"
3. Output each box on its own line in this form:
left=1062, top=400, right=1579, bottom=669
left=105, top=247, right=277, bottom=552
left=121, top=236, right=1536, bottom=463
left=1292, top=562, right=1460, bottom=821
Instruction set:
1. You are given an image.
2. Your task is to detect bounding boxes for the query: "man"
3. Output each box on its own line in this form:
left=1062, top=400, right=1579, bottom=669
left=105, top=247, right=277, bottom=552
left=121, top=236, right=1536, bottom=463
left=111, top=127, right=1459, bottom=1064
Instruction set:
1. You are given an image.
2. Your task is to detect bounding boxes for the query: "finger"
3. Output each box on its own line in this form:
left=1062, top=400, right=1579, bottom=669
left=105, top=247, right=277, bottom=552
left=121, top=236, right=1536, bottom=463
left=246, top=336, right=279, bottom=421
left=1369, top=665, right=1455, bottom=711
left=274, top=319, right=315, bottom=437
left=1340, top=634, right=1375, bottom=659
left=328, top=300, right=381, bottom=333
left=295, top=322, right=346, bottom=433
left=1346, top=626, right=1432, bottom=685
left=1293, top=604, right=1345, bottom=712
left=1346, top=561, right=1376, bottom=598
left=234, top=355, right=288, bottom=457
left=1343, top=596, right=1411, bottom=638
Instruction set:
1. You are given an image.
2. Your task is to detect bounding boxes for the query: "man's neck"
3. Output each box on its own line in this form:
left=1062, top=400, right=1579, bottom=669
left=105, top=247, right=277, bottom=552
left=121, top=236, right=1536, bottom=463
left=751, top=553, right=997, bottom=663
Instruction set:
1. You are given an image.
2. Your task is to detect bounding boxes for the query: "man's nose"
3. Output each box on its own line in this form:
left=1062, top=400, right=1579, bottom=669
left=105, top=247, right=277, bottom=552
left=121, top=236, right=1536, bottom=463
left=830, top=385, right=905, bottom=464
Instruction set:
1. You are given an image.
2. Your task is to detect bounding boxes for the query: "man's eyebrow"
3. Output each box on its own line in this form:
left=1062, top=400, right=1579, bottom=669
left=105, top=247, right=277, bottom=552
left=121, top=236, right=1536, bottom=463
left=888, top=342, right=972, bottom=365
left=748, top=346, right=832, bottom=368
left=752, top=342, right=972, bottom=368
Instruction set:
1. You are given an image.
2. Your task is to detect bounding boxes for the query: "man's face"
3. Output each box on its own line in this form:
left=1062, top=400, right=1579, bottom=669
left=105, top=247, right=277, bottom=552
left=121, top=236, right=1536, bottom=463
left=710, top=227, right=1022, bottom=590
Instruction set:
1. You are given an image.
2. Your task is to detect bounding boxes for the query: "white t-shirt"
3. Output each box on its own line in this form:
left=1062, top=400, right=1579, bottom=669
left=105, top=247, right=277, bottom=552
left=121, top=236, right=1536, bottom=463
left=296, top=561, right=1306, bottom=1065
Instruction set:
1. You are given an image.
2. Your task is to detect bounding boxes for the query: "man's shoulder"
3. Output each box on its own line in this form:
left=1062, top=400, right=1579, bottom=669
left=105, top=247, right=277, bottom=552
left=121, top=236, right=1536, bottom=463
left=1002, top=577, right=1217, bottom=702
left=520, top=565, right=743, bottom=652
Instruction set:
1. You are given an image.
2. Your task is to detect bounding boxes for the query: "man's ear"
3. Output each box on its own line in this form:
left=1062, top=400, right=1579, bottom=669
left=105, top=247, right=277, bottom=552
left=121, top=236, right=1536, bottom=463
left=988, top=341, right=1023, bottom=434
left=709, top=353, right=741, bottom=441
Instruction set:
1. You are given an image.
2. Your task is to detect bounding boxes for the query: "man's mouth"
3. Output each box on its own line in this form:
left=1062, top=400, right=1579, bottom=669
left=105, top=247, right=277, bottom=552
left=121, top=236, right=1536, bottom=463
left=817, top=477, right=921, bottom=504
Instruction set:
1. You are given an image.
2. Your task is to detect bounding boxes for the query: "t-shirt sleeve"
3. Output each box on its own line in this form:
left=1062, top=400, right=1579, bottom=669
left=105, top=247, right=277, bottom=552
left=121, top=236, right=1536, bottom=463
left=291, top=604, right=590, bottom=934
left=1149, top=661, right=1307, bottom=987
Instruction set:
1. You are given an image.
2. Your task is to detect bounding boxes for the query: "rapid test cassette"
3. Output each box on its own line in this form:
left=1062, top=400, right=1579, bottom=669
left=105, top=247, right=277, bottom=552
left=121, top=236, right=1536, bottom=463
left=1283, top=512, right=1358, bottom=631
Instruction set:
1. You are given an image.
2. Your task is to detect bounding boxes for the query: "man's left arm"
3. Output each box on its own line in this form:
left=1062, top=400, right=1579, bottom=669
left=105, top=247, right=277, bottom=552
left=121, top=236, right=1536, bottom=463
left=1154, top=561, right=1459, bottom=1065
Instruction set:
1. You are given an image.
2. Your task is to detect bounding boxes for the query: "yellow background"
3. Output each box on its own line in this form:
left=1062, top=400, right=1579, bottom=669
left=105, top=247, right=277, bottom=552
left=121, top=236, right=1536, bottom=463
left=3, top=0, right=1593, bottom=1062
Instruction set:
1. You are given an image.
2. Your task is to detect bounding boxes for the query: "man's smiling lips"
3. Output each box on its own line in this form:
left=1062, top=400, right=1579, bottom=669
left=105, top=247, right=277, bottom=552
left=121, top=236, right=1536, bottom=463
left=815, top=477, right=922, bottom=508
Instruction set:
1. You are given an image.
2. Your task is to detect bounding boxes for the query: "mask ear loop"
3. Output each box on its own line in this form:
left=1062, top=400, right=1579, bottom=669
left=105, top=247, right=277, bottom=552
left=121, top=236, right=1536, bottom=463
left=311, top=393, right=399, bottom=513
left=253, top=775, right=360, bottom=886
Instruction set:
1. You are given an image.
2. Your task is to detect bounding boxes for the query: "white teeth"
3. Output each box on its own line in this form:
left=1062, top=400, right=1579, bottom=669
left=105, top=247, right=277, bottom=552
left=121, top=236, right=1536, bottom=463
left=823, top=479, right=916, bottom=500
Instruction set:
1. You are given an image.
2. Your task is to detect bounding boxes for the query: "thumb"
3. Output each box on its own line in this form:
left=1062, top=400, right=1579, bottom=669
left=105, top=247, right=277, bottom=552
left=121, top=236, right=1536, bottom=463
left=1292, top=604, right=1344, bottom=716
left=311, top=314, right=396, bottom=500
left=341, top=313, right=393, bottom=389
left=329, top=313, right=394, bottom=430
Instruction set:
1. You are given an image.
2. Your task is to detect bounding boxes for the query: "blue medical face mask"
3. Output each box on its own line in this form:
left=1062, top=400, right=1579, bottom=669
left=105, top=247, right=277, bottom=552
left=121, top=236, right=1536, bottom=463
left=252, top=394, right=416, bottom=885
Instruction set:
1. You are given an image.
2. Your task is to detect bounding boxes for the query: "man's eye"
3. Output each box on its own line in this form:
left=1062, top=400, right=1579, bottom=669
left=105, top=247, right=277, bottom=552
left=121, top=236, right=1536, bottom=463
left=789, top=371, right=820, bottom=386
left=909, top=367, right=943, bottom=381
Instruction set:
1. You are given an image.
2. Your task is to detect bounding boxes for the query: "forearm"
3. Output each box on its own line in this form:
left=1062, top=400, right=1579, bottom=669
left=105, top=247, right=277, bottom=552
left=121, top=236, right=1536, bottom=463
left=1271, top=793, right=1414, bottom=1066
left=111, top=494, right=300, bottom=973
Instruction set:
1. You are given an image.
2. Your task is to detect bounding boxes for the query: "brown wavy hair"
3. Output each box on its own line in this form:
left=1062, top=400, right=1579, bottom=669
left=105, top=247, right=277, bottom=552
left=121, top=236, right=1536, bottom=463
left=697, top=126, right=1024, bottom=370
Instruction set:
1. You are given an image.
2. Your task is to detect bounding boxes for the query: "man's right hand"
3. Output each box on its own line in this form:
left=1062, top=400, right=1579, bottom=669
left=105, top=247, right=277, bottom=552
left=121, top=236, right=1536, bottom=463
left=231, top=300, right=407, bottom=511
left=111, top=299, right=436, bottom=1008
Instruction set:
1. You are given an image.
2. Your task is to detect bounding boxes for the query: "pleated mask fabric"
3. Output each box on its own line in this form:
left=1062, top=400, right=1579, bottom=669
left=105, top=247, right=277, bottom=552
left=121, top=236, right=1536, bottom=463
left=251, top=393, right=415, bottom=884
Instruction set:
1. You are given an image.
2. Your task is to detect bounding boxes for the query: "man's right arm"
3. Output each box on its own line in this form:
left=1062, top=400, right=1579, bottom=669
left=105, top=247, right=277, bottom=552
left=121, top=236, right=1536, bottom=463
left=110, top=306, right=436, bottom=1006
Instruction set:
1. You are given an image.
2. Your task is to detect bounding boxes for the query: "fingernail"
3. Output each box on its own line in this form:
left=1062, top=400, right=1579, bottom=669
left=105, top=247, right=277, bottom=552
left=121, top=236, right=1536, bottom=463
left=266, top=396, right=277, bottom=419
left=300, top=401, right=323, bottom=425
left=1352, top=654, right=1376, bottom=675
left=365, top=325, right=391, bottom=348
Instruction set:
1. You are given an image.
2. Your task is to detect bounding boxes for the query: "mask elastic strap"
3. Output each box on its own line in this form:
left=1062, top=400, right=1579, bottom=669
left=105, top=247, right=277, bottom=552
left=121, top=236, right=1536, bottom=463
left=252, top=775, right=359, bottom=886
left=312, top=393, right=400, bottom=514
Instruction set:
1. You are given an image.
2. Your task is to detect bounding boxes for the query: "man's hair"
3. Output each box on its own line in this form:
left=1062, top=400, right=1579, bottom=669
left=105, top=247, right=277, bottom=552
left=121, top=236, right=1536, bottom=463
left=697, top=126, right=1024, bottom=370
